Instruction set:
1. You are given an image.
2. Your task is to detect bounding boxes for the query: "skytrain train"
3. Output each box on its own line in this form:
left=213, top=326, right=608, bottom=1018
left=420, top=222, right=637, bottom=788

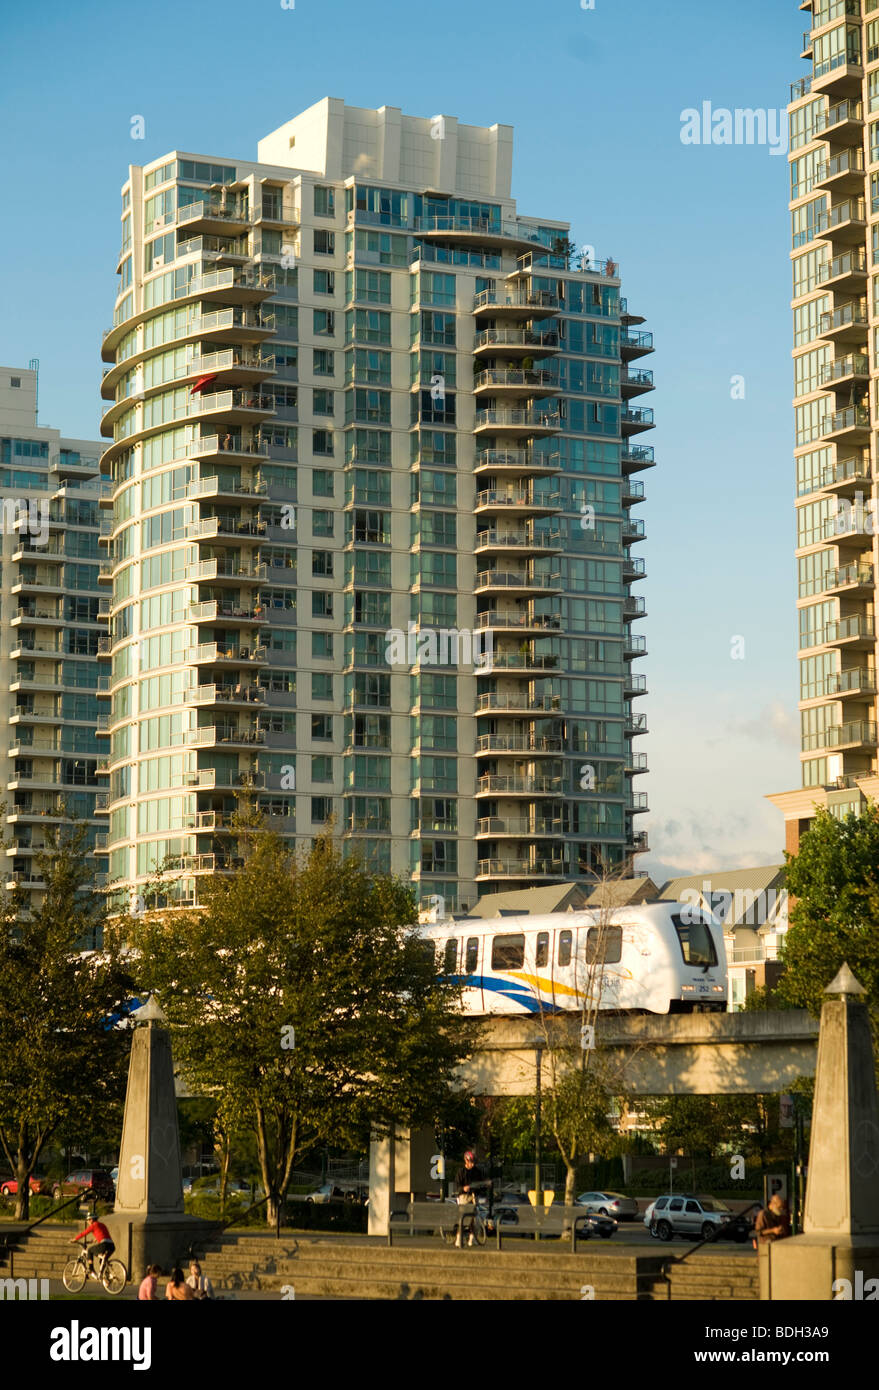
left=419, top=903, right=728, bottom=1015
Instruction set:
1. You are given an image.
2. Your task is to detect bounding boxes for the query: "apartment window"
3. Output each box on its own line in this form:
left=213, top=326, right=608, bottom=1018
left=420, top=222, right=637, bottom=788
left=312, top=591, right=334, bottom=618
left=312, top=673, right=334, bottom=700
left=311, top=755, right=333, bottom=782
left=421, top=840, right=457, bottom=875
left=313, top=429, right=334, bottom=456
left=313, top=389, right=334, bottom=416
left=311, top=796, right=333, bottom=823
left=354, top=509, right=390, bottom=544
left=313, top=349, right=334, bottom=375
left=313, top=309, right=335, bottom=336
left=312, top=631, right=333, bottom=659
left=10, top=376, right=21, bottom=388
left=314, top=270, right=335, bottom=295
left=311, top=715, right=333, bottom=740
left=314, top=186, right=335, bottom=217
left=312, top=508, right=334, bottom=536
left=312, top=550, right=334, bottom=577
left=314, top=229, right=335, bottom=255
left=312, top=468, right=334, bottom=497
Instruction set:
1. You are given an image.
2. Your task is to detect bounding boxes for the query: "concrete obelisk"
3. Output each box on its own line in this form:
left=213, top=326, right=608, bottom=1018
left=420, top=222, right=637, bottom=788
left=762, top=963, right=879, bottom=1299
left=106, top=996, right=220, bottom=1279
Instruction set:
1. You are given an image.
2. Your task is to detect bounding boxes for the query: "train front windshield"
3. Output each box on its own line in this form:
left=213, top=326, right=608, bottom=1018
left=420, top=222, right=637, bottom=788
left=671, top=914, right=718, bottom=968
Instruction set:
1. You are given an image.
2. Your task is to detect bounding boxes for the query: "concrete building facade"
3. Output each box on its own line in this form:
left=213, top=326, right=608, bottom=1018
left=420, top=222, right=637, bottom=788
left=0, top=365, right=106, bottom=927
left=99, top=99, right=653, bottom=912
left=771, top=5, right=879, bottom=849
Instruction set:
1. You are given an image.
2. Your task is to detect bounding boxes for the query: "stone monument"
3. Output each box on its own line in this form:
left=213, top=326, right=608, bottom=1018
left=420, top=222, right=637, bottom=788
left=762, top=963, right=879, bottom=1299
left=105, top=996, right=221, bottom=1279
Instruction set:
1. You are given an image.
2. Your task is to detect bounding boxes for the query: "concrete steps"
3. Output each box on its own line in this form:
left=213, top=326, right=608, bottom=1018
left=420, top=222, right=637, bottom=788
left=3, top=1225, right=760, bottom=1300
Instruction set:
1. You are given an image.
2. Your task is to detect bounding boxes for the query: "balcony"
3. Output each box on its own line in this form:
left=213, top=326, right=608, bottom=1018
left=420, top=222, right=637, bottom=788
left=174, top=198, right=250, bottom=237
left=476, top=775, right=564, bottom=797
left=820, top=454, right=870, bottom=494
left=621, top=408, right=655, bottom=436
left=621, top=369, right=654, bottom=399
left=183, top=683, right=266, bottom=707
left=473, top=409, right=561, bottom=437
left=186, top=642, right=268, bottom=666
left=474, top=487, right=560, bottom=515
left=415, top=214, right=563, bottom=256
left=623, top=556, right=647, bottom=581
left=473, top=610, right=561, bottom=635
left=475, top=816, right=566, bottom=837
left=624, top=595, right=647, bottom=618
left=624, top=633, right=648, bottom=659
left=622, top=446, right=655, bottom=474
left=472, top=289, right=560, bottom=319
left=473, top=369, right=559, bottom=398
left=816, top=196, right=867, bottom=245
left=476, top=692, right=563, bottom=715
left=822, top=615, right=875, bottom=647
left=819, top=352, right=869, bottom=392
left=818, top=300, right=868, bottom=344
left=816, top=249, right=868, bottom=293
left=185, top=725, right=266, bottom=749
left=626, top=713, right=648, bottom=737
left=474, top=527, right=562, bottom=555
left=475, top=858, right=569, bottom=880
left=819, top=404, right=870, bottom=442
left=626, top=752, right=648, bottom=775
left=188, top=600, right=267, bottom=625
left=811, top=53, right=863, bottom=99
left=802, top=720, right=878, bottom=752
left=620, top=330, right=654, bottom=360
left=473, top=328, right=561, bottom=358
left=474, top=570, right=562, bottom=595
left=475, top=735, right=563, bottom=755
left=814, top=97, right=863, bottom=141
left=827, top=667, right=877, bottom=697
left=187, top=517, right=267, bottom=543
left=474, top=448, right=561, bottom=475
left=823, top=562, right=873, bottom=594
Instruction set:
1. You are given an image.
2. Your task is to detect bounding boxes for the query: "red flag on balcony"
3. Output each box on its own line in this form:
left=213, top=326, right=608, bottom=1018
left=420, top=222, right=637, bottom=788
left=190, top=373, right=218, bottom=395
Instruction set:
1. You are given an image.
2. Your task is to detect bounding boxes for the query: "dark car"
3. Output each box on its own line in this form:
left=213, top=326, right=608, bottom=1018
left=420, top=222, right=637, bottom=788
left=52, top=1169, right=115, bottom=1201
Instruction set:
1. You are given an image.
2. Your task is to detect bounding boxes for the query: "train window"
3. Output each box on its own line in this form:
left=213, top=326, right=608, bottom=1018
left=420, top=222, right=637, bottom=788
left=671, top=914, right=718, bottom=968
left=536, top=932, right=549, bottom=968
left=465, top=937, right=479, bottom=974
left=584, top=925, right=623, bottom=965
left=491, top=934, right=525, bottom=970
left=558, top=929, right=572, bottom=967
left=443, top=938, right=458, bottom=974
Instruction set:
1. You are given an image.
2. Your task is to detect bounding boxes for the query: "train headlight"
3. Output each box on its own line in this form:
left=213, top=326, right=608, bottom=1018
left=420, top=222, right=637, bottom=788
left=711, top=986, right=725, bottom=993
left=681, top=985, right=695, bottom=992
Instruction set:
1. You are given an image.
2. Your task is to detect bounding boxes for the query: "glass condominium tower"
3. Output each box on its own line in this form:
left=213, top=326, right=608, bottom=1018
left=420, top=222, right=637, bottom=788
left=0, top=364, right=107, bottom=926
left=99, top=99, right=653, bottom=913
left=770, top=3, right=879, bottom=852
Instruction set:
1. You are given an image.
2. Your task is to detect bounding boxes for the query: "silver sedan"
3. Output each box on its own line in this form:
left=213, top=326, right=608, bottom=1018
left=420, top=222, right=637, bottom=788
left=575, top=1190, right=640, bottom=1221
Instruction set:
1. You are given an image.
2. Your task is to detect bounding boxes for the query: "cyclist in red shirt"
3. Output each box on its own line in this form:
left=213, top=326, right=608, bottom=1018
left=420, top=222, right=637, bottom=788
left=70, top=1216, right=115, bottom=1276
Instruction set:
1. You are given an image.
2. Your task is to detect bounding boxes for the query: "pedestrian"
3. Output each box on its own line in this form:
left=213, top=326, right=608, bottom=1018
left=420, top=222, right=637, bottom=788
left=186, top=1258, right=215, bottom=1300
left=165, top=1267, right=197, bottom=1300
left=453, top=1149, right=485, bottom=1249
left=754, top=1193, right=791, bottom=1246
left=137, top=1264, right=162, bottom=1300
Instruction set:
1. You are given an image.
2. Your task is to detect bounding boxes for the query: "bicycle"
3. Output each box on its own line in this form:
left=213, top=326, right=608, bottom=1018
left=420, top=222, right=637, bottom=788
left=443, top=1178, right=492, bottom=1247
left=62, top=1237, right=128, bottom=1295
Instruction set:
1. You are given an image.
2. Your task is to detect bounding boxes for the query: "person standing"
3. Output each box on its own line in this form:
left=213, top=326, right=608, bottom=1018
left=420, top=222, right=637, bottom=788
left=454, top=1149, right=485, bottom=1248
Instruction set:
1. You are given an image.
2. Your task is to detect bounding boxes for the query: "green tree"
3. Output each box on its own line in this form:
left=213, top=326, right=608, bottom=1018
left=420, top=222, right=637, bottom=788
left=777, top=805, right=879, bottom=1049
left=0, top=828, right=134, bottom=1219
left=132, top=831, right=472, bottom=1224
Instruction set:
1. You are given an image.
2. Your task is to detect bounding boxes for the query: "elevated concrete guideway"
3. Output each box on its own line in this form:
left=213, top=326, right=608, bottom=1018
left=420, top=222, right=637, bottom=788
left=463, top=1010, right=820, bottom=1095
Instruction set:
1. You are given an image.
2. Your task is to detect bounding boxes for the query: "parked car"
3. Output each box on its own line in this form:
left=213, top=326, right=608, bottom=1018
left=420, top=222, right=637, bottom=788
left=306, top=1181, right=366, bottom=1205
left=644, top=1193, right=749, bottom=1242
left=185, top=1176, right=259, bottom=1199
left=575, top=1190, right=639, bottom=1221
left=0, top=1176, right=43, bottom=1197
left=52, top=1169, right=115, bottom=1201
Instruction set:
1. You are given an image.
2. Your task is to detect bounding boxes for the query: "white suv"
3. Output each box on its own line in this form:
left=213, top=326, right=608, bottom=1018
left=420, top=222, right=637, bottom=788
left=644, top=1193, right=748, bottom=1242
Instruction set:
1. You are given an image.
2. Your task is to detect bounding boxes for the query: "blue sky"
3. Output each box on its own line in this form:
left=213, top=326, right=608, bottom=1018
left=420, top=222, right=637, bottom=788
left=0, top=0, right=804, bottom=881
